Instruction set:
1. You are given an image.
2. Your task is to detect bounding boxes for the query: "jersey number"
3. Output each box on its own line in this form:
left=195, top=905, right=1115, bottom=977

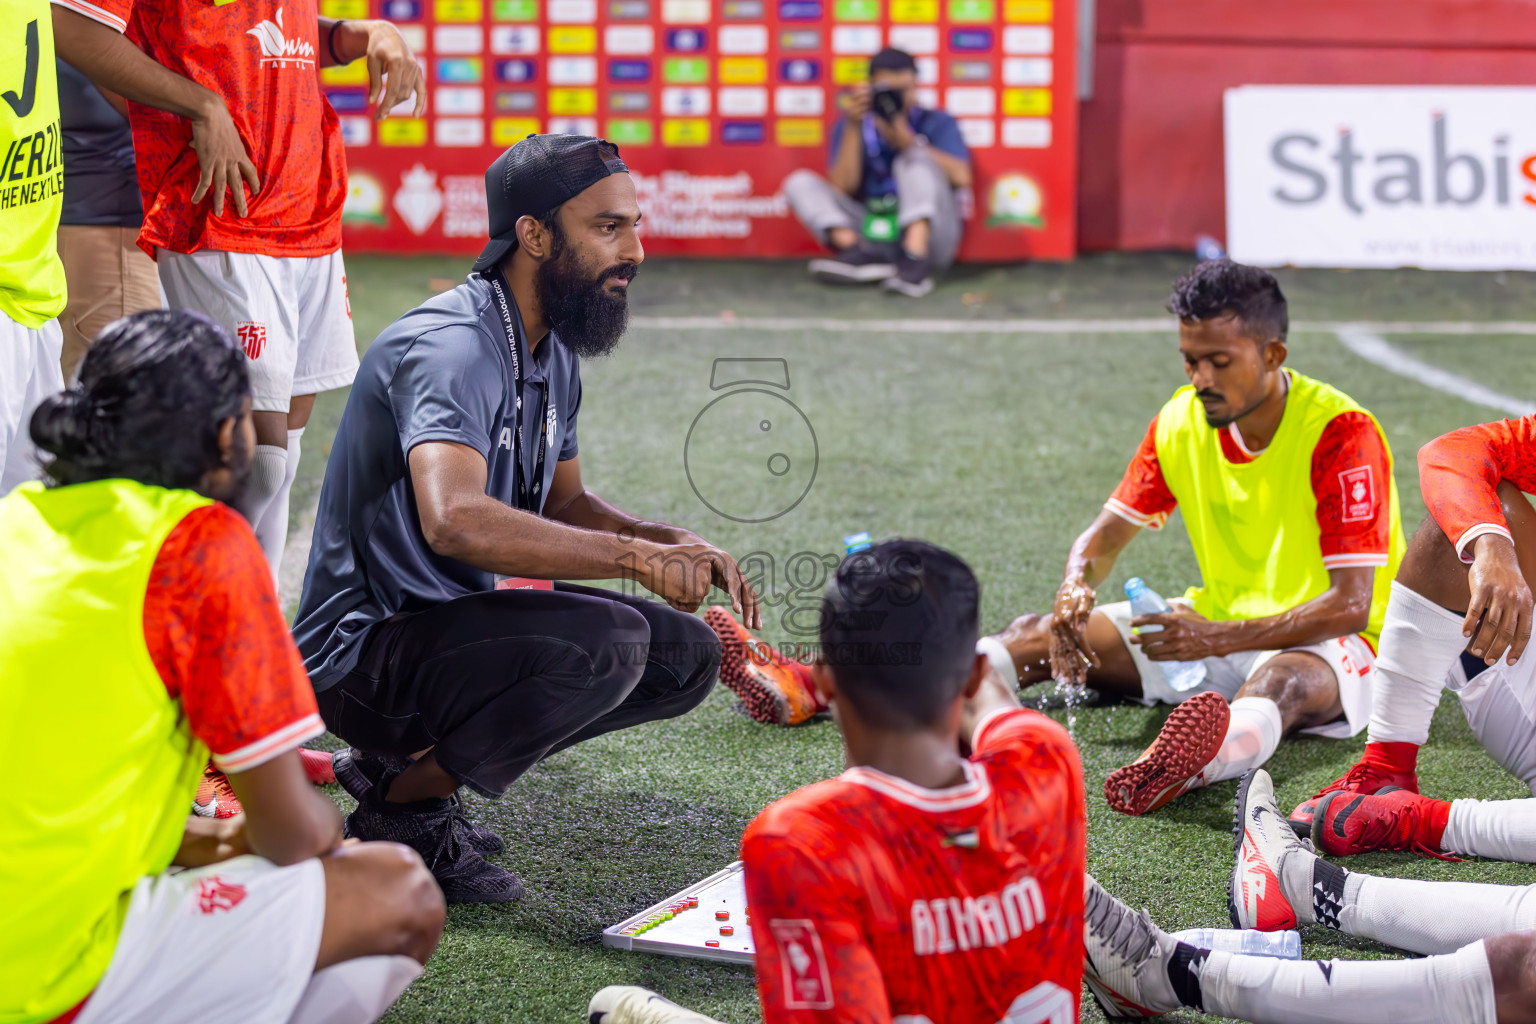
left=4, top=21, right=39, bottom=118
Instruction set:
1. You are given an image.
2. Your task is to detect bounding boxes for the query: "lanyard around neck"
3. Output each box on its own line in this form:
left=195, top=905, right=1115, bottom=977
left=486, top=270, right=549, bottom=513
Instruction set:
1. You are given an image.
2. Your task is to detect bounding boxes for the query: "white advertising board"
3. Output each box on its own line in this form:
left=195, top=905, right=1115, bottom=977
left=1225, top=86, right=1536, bottom=270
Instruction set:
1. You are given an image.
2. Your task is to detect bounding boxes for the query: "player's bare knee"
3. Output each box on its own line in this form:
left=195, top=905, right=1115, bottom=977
left=1483, top=932, right=1536, bottom=1017
left=372, top=841, right=447, bottom=962
left=1238, top=660, right=1331, bottom=727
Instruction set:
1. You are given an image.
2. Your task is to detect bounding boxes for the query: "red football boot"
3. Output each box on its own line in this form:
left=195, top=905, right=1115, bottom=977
left=703, top=606, right=827, bottom=726
left=1312, top=787, right=1452, bottom=858
left=192, top=763, right=243, bottom=819
left=1104, top=691, right=1229, bottom=816
left=1291, top=741, right=1421, bottom=828
left=299, top=747, right=337, bottom=785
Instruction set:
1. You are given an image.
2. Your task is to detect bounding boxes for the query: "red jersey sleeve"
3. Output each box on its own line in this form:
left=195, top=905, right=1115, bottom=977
left=743, top=834, right=891, bottom=1024
left=1419, top=417, right=1536, bottom=562
left=1105, top=414, right=1177, bottom=530
left=143, top=503, right=324, bottom=773
left=1309, top=411, right=1394, bottom=570
left=50, top=0, right=131, bottom=33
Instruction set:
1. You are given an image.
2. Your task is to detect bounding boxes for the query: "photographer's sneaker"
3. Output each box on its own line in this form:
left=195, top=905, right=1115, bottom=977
left=332, top=748, right=505, bottom=856
left=703, top=606, right=826, bottom=725
left=588, top=986, right=727, bottom=1024
left=1083, top=875, right=1184, bottom=1018
left=881, top=250, right=934, bottom=297
left=1229, top=769, right=1322, bottom=931
left=1104, top=691, right=1228, bottom=816
left=808, top=245, right=896, bottom=284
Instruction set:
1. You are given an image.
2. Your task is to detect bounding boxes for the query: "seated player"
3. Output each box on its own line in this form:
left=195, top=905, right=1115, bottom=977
left=1082, top=768, right=1536, bottom=1024
left=0, top=310, right=443, bottom=1024
left=1290, top=416, right=1536, bottom=859
left=979, top=259, right=1405, bottom=816
left=588, top=539, right=1087, bottom=1024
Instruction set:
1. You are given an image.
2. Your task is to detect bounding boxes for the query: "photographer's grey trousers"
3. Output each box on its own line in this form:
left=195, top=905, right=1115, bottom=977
left=782, top=147, right=963, bottom=270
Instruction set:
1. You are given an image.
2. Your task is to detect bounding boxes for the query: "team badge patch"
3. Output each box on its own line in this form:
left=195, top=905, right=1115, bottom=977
left=196, top=875, right=248, bottom=915
left=771, top=919, right=833, bottom=1009
left=1339, top=465, right=1375, bottom=523
left=236, top=321, right=267, bottom=360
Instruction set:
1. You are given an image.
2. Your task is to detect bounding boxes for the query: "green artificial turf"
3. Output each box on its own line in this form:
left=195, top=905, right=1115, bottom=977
left=294, top=253, right=1536, bottom=1023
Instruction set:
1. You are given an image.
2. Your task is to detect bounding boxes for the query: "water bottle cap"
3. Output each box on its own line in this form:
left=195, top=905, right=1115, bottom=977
left=1124, top=577, right=1146, bottom=594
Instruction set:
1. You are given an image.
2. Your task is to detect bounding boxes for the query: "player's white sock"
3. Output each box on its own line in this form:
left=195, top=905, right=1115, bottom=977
left=288, top=955, right=422, bottom=1024
left=1367, top=582, right=1465, bottom=746
left=238, top=443, right=288, bottom=538
left=1200, top=696, right=1282, bottom=785
left=1339, top=871, right=1536, bottom=954
left=977, top=636, right=1017, bottom=685
left=1441, top=798, right=1536, bottom=862
left=252, top=427, right=303, bottom=576
left=1191, top=940, right=1495, bottom=1024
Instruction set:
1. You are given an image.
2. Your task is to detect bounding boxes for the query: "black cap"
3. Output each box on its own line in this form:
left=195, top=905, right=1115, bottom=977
left=473, top=134, right=629, bottom=273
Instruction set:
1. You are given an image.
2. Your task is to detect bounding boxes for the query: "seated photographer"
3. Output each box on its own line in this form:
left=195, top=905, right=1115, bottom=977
left=782, top=47, right=971, bottom=298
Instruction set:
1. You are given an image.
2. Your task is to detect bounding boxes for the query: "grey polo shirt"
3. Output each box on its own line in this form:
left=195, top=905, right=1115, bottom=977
left=293, top=274, right=582, bottom=690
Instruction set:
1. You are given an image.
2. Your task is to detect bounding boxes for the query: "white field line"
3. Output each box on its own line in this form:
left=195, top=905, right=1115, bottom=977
left=630, top=315, right=1536, bottom=335
left=1334, top=325, right=1536, bottom=418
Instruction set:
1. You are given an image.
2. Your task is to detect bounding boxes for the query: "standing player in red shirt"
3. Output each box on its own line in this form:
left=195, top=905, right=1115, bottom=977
left=588, top=539, right=1087, bottom=1024
left=1289, top=417, right=1536, bottom=862
left=50, top=0, right=423, bottom=575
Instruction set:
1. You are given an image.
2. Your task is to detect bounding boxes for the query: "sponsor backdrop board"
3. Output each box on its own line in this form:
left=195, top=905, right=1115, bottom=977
left=329, top=0, right=1077, bottom=259
left=1227, top=86, right=1536, bottom=271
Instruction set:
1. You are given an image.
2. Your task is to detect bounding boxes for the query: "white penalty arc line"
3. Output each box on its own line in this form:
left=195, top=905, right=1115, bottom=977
left=630, top=315, right=1536, bottom=336
left=1333, top=325, right=1536, bottom=418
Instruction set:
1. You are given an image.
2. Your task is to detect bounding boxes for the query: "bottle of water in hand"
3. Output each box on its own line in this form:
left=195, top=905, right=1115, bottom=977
left=1124, top=578, right=1208, bottom=693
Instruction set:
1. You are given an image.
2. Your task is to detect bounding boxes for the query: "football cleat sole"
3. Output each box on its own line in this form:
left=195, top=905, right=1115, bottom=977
left=1104, top=691, right=1229, bottom=816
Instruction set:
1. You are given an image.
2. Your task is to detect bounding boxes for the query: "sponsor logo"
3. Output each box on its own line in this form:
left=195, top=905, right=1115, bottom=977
left=987, top=172, right=1044, bottom=226
left=495, top=89, right=537, bottom=112
left=887, top=24, right=937, bottom=53
left=779, top=30, right=821, bottom=50
left=495, top=59, right=537, bottom=83
left=1339, top=465, right=1376, bottom=522
left=609, top=0, right=650, bottom=16
left=665, top=28, right=707, bottom=51
left=631, top=169, right=787, bottom=236
left=662, top=87, right=710, bottom=116
left=910, top=876, right=1046, bottom=955
left=719, top=25, right=768, bottom=54
left=1002, top=24, right=1052, bottom=53
left=1002, top=56, right=1051, bottom=85
left=950, top=27, right=992, bottom=50
left=443, top=173, right=487, bottom=236
left=196, top=876, right=248, bottom=915
left=722, top=119, right=766, bottom=144
left=830, top=25, right=881, bottom=55
left=779, top=57, right=820, bottom=81
left=950, top=59, right=991, bottom=81
left=247, top=7, right=315, bottom=69
left=394, top=164, right=443, bottom=235
left=778, top=0, right=821, bottom=17
left=770, top=920, right=833, bottom=1010
left=382, top=0, right=421, bottom=17
left=325, top=87, right=369, bottom=112
left=0, top=119, right=65, bottom=211
left=722, top=0, right=764, bottom=14
left=604, top=25, right=655, bottom=53
left=434, top=24, right=484, bottom=53
left=490, top=25, right=541, bottom=54
left=342, top=171, right=387, bottom=223
left=1001, top=117, right=1050, bottom=148
left=235, top=322, right=267, bottom=360
left=609, top=58, right=652, bottom=82
left=5, top=20, right=39, bottom=118
left=610, top=90, right=651, bottom=112
left=337, top=114, right=371, bottom=146
left=436, top=58, right=484, bottom=83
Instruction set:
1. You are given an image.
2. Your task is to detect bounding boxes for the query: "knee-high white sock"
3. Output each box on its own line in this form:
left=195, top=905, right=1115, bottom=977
left=1367, top=581, right=1466, bottom=745
left=977, top=636, right=1018, bottom=686
left=1340, top=871, right=1536, bottom=954
left=1200, top=696, right=1283, bottom=784
left=1442, top=798, right=1536, bottom=862
left=287, top=955, right=422, bottom=1024
left=252, top=427, right=303, bottom=576
left=1192, top=940, right=1495, bottom=1024
left=238, top=442, right=288, bottom=535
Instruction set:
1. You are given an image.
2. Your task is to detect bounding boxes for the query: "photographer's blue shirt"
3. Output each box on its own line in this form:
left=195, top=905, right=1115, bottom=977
left=293, top=274, right=582, bottom=691
left=827, top=108, right=969, bottom=201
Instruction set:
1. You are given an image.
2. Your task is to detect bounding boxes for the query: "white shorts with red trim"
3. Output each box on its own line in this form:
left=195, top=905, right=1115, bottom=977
left=1098, top=599, right=1375, bottom=739
left=157, top=249, right=357, bottom=414
left=73, top=856, right=325, bottom=1024
left=1453, top=642, right=1536, bottom=793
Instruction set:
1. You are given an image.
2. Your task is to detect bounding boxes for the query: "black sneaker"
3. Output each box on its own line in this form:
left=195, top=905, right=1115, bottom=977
left=808, top=244, right=896, bottom=284
left=333, top=749, right=505, bottom=856
left=343, top=782, right=523, bottom=903
left=882, top=250, right=934, bottom=297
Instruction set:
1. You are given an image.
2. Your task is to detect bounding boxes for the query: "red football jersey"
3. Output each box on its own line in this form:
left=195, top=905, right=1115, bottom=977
left=51, top=0, right=347, bottom=259
left=1419, top=416, right=1536, bottom=561
left=741, top=709, right=1086, bottom=1024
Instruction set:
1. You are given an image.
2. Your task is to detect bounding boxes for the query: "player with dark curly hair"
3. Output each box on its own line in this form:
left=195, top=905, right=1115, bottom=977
left=978, top=259, right=1408, bottom=817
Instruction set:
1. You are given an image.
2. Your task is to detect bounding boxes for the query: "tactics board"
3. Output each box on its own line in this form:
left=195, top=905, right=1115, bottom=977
left=602, top=861, right=755, bottom=964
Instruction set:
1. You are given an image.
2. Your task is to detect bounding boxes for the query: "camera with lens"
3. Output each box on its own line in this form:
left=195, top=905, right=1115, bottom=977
left=870, top=84, right=904, bottom=122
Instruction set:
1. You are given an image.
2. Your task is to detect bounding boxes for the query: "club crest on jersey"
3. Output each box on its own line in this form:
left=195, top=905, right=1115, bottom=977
left=196, top=875, right=247, bottom=915
left=1338, top=465, right=1375, bottom=523
left=236, top=321, right=267, bottom=360
left=770, top=920, right=833, bottom=1009
left=247, top=8, right=316, bottom=69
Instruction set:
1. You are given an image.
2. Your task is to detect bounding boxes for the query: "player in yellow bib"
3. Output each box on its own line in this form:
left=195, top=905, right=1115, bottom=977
left=0, top=0, right=67, bottom=493
left=978, top=260, right=1406, bottom=817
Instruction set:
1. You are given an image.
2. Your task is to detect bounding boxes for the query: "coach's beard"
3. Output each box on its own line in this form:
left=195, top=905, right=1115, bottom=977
left=537, top=250, right=637, bottom=359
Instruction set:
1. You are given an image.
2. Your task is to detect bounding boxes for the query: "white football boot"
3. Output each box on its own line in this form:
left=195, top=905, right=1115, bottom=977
left=1082, top=875, right=1182, bottom=1019
left=588, top=986, right=728, bottom=1024
left=1229, top=768, right=1315, bottom=932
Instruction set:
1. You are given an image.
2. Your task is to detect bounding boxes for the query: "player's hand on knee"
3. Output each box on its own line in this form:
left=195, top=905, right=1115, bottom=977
left=1466, top=533, right=1534, bottom=665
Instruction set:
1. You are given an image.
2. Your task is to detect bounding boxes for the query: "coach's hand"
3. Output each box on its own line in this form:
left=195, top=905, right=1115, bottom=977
left=1049, top=577, right=1097, bottom=685
left=189, top=93, right=259, bottom=218
left=1466, top=533, right=1534, bottom=666
left=364, top=23, right=426, bottom=120
left=636, top=541, right=761, bottom=629
left=1130, top=607, right=1227, bottom=662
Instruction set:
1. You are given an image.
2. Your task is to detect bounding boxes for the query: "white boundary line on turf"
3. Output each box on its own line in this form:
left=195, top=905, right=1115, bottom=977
left=630, top=315, right=1536, bottom=335
left=1333, top=325, right=1536, bottom=418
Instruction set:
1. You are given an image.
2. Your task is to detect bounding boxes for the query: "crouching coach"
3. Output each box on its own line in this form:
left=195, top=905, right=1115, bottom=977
left=293, top=134, right=759, bottom=903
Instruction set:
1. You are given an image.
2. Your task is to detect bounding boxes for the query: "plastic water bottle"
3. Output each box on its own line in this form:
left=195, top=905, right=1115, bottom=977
left=1170, top=928, right=1302, bottom=959
left=1124, top=578, right=1208, bottom=693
